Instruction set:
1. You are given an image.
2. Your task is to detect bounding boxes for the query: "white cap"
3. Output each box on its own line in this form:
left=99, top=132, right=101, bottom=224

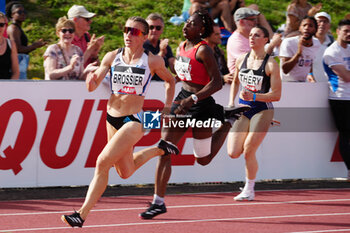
left=315, top=12, right=331, bottom=23
left=67, top=5, right=96, bottom=19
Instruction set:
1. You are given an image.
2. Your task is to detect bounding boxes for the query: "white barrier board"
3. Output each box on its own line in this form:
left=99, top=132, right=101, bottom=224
left=0, top=81, right=344, bottom=188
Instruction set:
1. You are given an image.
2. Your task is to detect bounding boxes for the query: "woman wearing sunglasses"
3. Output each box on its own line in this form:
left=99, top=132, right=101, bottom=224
left=61, top=16, right=176, bottom=228
left=0, top=12, right=19, bottom=79
left=43, top=17, right=90, bottom=80
left=6, top=1, right=46, bottom=79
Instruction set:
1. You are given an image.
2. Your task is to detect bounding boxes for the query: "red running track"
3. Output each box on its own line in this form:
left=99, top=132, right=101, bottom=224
left=0, top=189, right=349, bottom=233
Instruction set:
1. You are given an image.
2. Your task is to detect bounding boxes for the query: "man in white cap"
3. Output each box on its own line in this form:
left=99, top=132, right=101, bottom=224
left=68, top=5, right=104, bottom=67
left=311, top=11, right=334, bottom=82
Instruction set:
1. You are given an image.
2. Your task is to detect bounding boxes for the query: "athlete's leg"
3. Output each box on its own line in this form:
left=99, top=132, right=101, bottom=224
left=192, top=126, right=213, bottom=165
left=155, top=126, right=187, bottom=197
left=227, top=115, right=250, bottom=158
left=194, top=104, right=251, bottom=165
left=140, top=125, right=187, bottom=219
left=232, top=110, right=273, bottom=201
left=78, top=121, right=144, bottom=220
left=243, top=109, right=273, bottom=180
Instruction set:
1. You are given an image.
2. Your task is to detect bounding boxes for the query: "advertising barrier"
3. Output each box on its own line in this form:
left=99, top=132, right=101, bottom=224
left=0, top=80, right=344, bottom=188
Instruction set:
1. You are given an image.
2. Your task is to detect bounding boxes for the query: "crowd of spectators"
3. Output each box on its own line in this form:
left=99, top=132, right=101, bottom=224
left=0, top=0, right=346, bottom=84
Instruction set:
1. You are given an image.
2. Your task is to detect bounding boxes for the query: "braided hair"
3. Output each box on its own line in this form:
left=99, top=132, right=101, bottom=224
left=193, top=9, right=214, bottom=39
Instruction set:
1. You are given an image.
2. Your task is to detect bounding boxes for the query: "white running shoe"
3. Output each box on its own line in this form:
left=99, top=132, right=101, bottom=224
left=233, top=189, right=255, bottom=201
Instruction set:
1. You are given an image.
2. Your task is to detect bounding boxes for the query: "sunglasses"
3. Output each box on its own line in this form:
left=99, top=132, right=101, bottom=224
left=14, top=10, right=26, bottom=15
left=244, top=17, right=257, bottom=22
left=81, top=17, right=91, bottom=22
left=0, top=23, right=6, bottom=27
left=61, top=28, right=75, bottom=34
left=124, top=26, right=145, bottom=36
left=150, top=25, right=162, bottom=31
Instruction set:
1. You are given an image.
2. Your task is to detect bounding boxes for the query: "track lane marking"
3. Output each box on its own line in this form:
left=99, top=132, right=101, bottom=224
left=0, top=198, right=350, bottom=216
left=1, top=212, right=350, bottom=232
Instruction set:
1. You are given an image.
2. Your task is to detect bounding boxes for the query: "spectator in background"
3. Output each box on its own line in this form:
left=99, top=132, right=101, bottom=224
left=323, top=19, right=350, bottom=181
left=228, top=1, right=272, bottom=33
left=43, top=17, right=93, bottom=80
left=0, top=0, right=7, bottom=38
left=144, top=13, right=175, bottom=81
left=228, top=0, right=244, bottom=15
left=190, top=0, right=233, bottom=32
left=284, top=0, right=322, bottom=38
left=227, top=7, right=278, bottom=75
left=67, top=5, right=104, bottom=67
left=6, top=1, right=46, bottom=79
left=312, top=12, right=334, bottom=82
left=279, top=16, right=320, bottom=82
left=204, top=23, right=232, bottom=84
left=0, top=12, right=19, bottom=79
left=227, top=7, right=259, bottom=74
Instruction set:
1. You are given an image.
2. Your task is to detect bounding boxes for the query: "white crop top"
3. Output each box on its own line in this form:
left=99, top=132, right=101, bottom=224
left=109, top=48, right=152, bottom=96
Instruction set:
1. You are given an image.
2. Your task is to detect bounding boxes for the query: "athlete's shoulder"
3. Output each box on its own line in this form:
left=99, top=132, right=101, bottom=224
left=101, top=49, right=120, bottom=66
left=148, top=52, right=165, bottom=70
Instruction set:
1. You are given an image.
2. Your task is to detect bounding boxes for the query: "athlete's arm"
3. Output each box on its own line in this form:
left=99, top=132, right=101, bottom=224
left=85, top=51, right=115, bottom=92
left=228, top=54, right=244, bottom=107
left=149, top=53, right=176, bottom=110
left=330, top=64, right=350, bottom=82
left=254, top=58, right=281, bottom=102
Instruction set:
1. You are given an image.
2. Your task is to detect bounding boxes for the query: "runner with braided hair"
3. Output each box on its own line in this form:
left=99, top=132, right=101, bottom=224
left=140, top=9, right=250, bottom=219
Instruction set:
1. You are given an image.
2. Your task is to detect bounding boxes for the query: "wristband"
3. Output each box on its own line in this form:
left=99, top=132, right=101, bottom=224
left=308, top=72, right=313, bottom=76
left=253, top=93, right=256, bottom=102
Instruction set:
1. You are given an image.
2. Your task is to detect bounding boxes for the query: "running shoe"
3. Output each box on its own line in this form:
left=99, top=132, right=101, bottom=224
left=61, top=211, right=84, bottom=228
left=233, top=189, right=255, bottom=201
left=139, top=203, right=167, bottom=219
left=157, top=139, right=179, bottom=155
left=224, top=105, right=251, bottom=120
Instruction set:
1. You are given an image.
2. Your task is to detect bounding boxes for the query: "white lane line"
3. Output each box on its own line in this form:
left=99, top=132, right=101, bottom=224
left=0, top=198, right=350, bottom=217
left=289, top=229, right=350, bottom=233
left=1, top=212, right=350, bottom=232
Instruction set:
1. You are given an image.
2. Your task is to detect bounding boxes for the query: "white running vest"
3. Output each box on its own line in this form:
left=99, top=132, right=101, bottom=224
left=109, top=49, right=152, bottom=96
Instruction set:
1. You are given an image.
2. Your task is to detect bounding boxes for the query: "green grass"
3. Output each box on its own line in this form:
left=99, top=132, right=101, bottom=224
left=17, top=0, right=350, bottom=79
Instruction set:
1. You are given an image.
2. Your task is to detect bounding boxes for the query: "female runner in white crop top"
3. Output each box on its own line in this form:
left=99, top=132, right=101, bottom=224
left=61, top=16, right=177, bottom=228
